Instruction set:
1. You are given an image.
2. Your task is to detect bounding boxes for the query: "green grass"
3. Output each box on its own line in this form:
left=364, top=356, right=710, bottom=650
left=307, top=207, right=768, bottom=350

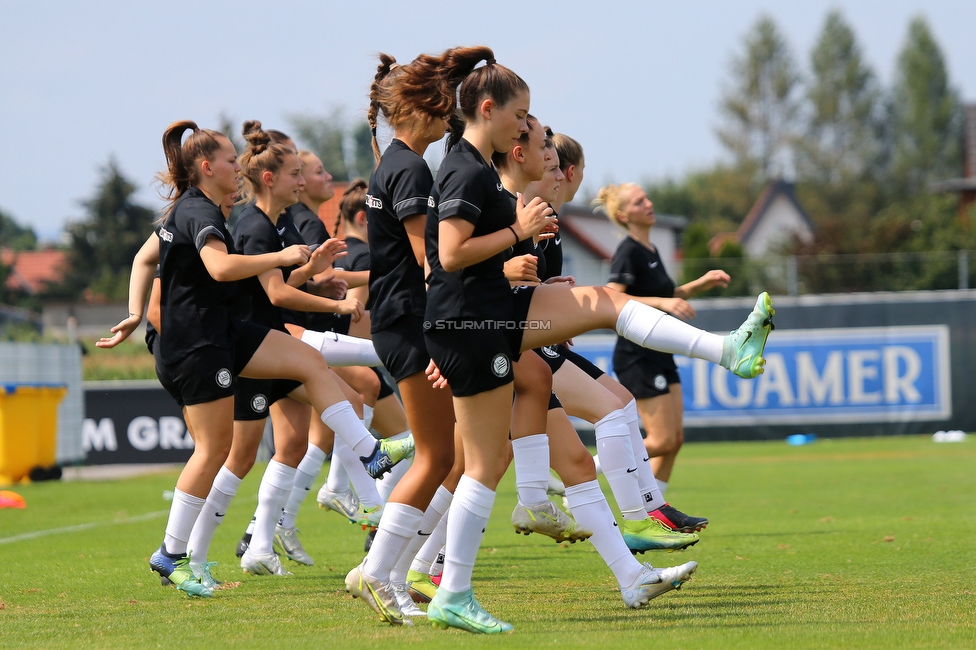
left=1, top=436, right=974, bottom=649
left=82, top=338, right=156, bottom=381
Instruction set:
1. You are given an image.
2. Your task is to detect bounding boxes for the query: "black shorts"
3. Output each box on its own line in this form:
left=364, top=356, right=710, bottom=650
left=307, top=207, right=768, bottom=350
left=372, top=315, right=430, bottom=383
left=557, top=345, right=606, bottom=380
left=374, top=367, right=396, bottom=400
left=548, top=391, right=562, bottom=411
left=534, top=346, right=567, bottom=373
left=424, top=285, right=535, bottom=398
left=613, top=349, right=680, bottom=399
left=234, top=377, right=302, bottom=421
left=161, top=320, right=269, bottom=407
left=154, top=341, right=184, bottom=408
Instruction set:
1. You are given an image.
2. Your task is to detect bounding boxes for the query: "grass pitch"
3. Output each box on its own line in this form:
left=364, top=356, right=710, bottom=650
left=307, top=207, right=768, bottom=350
left=1, top=435, right=974, bottom=649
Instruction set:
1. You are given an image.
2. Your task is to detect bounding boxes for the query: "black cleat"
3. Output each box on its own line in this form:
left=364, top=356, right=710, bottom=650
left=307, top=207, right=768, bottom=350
left=650, top=504, right=709, bottom=533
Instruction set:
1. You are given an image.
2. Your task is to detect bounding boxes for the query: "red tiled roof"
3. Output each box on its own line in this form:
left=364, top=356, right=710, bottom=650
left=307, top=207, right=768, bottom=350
left=1, top=248, right=67, bottom=294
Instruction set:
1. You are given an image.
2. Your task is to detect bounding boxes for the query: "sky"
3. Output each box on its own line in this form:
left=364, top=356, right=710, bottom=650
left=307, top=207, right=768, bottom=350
left=2, top=0, right=974, bottom=242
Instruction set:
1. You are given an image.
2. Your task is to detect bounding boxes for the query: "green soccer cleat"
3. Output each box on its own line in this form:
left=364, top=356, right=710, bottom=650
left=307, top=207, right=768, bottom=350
left=511, top=500, right=592, bottom=543
left=428, top=587, right=513, bottom=634
left=345, top=563, right=409, bottom=626
left=356, top=503, right=383, bottom=530
left=189, top=560, right=223, bottom=590
left=361, top=435, right=415, bottom=479
left=149, top=548, right=213, bottom=597
left=722, top=291, right=775, bottom=379
left=622, top=517, right=699, bottom=554
left=406, top=569, right=438, bottom=603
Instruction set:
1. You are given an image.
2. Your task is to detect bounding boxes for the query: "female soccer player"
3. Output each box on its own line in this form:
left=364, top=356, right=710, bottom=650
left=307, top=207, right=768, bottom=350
left=598, top=183, right=731, bottom=496
left=422, top=54, right=773, bottom=633
left=99, top=121, right=410, bottom=597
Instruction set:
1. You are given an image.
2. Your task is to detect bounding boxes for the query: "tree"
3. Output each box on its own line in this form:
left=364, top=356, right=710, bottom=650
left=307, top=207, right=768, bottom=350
left=351, top=120, right=375, bottom=180
left=798, top=10, right=882, bottom=190
left=56, top=160, right=155, bottom=301
left=888, top=16, right=963, bottom=197
left=0, top=208, right=38, bottom=251
left=717, top=15, right=801, bottom=180
left=288, top=109, right=350, bottom=181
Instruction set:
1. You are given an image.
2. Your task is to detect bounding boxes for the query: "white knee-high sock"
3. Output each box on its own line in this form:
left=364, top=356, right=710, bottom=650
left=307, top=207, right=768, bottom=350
left=300, top=329, right=382, bottom=367
left=440, top=475, right=495, bottom=594
left=616, top=301, right=724, bottom=363
left=594, top=409, right=645, bottom=520
left=186, top=466, right=242, bottom=563
left=321, top=402, right=376, bottom=459
left=162, top=489, right=206, bottom=555
left=325, top=446, right=351, bottom=494
left=392, top=486, right=452, bottom=584
left=361, top=502, right=424, bottom=581
left=657, top=479, right=669, bottom=495
left=280, top=444, right=327, bottom=529
left=565, top=480, right=642, bottom=589
left=411, top=497, right=451, bottom=574
left=623, top=399, right=666, bottom=512
left=363, top=405, right=374, bottom=431
left=376, top=430, right=413, bottom=503
left=512, top=433, right=550, bottom=506
left=249, top=460, right=296, bottom=556
left=332, top=436, right=383, bottom=508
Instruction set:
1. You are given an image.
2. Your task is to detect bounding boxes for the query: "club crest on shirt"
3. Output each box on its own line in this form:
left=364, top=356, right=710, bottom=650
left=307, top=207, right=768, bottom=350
left=491, top=353, right=510, bottom=378
left=251, top=394, right=268, bottom=413
left=428, top=196, right=436, bottom=208
left=366, top=194, right=382, bottom=210
left=159, top=228, right=173, bottom=243
left=215, top=368, right=232, bottom=388
left=653, top=374, right=668, bottom=391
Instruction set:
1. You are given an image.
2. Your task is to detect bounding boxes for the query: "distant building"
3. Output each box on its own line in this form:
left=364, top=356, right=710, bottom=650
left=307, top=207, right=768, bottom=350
left=709, top=179, right=814, bottom=257
left=931, top=103, right=976, bottom=224
left=1, top=248, right=66, bottom=295
left=557, top=203, right=688, bottom=287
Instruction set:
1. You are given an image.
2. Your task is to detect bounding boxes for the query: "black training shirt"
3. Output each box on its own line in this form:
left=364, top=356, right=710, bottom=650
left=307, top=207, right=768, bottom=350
left=541, top=219, right=562, bottom=279
left=609, top=236, right=677, bottom=362
left=233, top=202, right=301, bottom=332
left=157, top=187, right=239, bottom=364
left=425, top=139, right=515, bottom=322
left=507, top=191, right=549, bottom=282
left=366, top=139, right=433, bottom=331
left=286, top=201, right=330, bottom=246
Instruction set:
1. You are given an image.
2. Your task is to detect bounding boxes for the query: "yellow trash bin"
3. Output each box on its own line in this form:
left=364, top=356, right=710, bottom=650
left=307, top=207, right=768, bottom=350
left=0, top=384, right=67, bottom=485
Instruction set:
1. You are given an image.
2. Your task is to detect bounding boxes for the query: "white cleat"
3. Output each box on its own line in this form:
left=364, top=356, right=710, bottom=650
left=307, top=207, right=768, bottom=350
left=240, top=549, right=292, bottom=576
left=393, top=582, right=427, bottom=618
left=274, top=524, right=314, bottom=566
left=621, top=561, right=697, bottom=608
left=317, top=486, right=360, bottom=522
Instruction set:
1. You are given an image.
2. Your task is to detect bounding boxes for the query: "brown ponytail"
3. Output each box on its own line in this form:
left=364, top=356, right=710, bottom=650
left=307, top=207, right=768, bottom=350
left=157, top=120, right=225, bottom=210
left=238, top=120, right=295, bottom=203
left=368, top=46, right=495, bottom=159
left=334, top=178, right=368, bottom=237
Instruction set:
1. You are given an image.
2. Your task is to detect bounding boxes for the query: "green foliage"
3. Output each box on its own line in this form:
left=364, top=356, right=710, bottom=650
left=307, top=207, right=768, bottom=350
left=0, top=207, right=38, bottom=251
left=288, top=109, right=351, bottom=181
left=1, top=437, right=974, bottom=648
left=888, top=16, right=963, bottom=197
left=55, top=160, right=155, bottom=302
left=717, top=15, right=801, bottom=179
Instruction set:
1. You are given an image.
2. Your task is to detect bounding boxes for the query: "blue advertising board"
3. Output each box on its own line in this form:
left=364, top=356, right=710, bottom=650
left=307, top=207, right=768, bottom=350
left=569, top=325, right=951, bottom=427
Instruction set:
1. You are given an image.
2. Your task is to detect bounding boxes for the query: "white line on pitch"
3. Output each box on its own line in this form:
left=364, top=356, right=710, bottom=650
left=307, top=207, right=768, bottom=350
left=0, top=510, right=169, bottom=545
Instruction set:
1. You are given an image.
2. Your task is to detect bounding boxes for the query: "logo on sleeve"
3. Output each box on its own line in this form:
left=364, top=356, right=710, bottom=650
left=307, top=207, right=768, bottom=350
left=250, top=394, right=268, bottom=413
left=648, top=261, right=659, bottom=269
left=159, top=228, right=173, bottom=243
left=653, top=374, right=668, bottom=391
left=215, top=368, right=232, bottom=388
left=490, top=353, right=510, bottom=378
left=366, top=194, right=383, bottom=210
